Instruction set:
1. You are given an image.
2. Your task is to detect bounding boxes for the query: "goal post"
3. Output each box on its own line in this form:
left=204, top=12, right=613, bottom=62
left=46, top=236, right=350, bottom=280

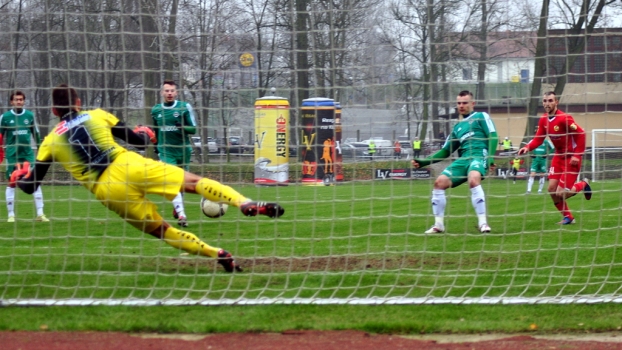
left=591, top=129, right=622, bottom=182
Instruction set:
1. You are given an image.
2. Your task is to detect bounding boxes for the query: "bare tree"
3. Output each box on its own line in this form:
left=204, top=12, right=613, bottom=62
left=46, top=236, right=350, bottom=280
left=523, top=0, right=550, bottom=143
left=522, top=0, right=616, bottom=142
left=386, top=0, right=463, bottom=140
left=467, top=0, right=509, bottom=102
left=551, top=0, right=616, bottom=95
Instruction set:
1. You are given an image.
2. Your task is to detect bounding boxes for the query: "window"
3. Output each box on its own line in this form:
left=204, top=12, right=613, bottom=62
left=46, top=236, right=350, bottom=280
left=462, top=68, right=472, bottom=80
left=520, top=69, right=529, bottom=83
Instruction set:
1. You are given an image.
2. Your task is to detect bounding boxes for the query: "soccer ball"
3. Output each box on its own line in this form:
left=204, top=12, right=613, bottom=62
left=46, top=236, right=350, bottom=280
left=200, top=198, right=228, bottom=218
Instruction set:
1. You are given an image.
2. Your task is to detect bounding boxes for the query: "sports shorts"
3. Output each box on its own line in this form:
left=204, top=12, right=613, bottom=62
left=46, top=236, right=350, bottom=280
left=4, top=152, right=36, bottom=179
left=92, top=151, right=185, bottom=232
left=530, top=157, right=548, bottom=174
left=441, top=157, right=488, bottom=188
left=548, top=155, right=582, bottom=190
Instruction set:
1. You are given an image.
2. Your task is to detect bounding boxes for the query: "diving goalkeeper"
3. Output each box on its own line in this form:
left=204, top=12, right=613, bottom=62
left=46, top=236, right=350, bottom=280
left=15, top=84, right=285, bottom=273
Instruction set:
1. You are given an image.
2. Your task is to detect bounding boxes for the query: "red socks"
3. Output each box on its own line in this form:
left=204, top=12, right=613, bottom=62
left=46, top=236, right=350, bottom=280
left=554, top=201, right=573, bottom=220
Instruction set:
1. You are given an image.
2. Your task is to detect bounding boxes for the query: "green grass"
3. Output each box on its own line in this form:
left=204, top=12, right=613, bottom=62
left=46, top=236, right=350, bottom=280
left=1, top=178, right=621, bottom=333
left=1, top=304, right=622, bottom=333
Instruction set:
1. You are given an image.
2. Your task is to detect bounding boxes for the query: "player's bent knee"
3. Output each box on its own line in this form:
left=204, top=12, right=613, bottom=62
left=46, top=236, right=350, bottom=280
left=433, top=176, right=452, bottom=189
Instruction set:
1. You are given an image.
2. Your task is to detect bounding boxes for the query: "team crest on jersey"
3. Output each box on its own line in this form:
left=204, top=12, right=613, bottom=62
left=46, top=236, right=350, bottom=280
left=174, top=112, right=180, bottom=118
left=24, top=120, right=29, bottom=125
left=569, top=123, right=577, bottom=131
left=554, top=125, right=559, bottom=131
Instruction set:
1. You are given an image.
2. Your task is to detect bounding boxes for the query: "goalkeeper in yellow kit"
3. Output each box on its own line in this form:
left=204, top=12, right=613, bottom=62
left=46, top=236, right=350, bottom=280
left=14, top=84, right=285, bottom=272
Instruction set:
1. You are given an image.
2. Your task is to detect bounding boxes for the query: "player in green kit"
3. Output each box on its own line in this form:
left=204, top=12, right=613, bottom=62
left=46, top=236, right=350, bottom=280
left=151, top=80, right=197, bottom=227
left=412, top=91, right=498, bottom=233
left=0, top=91, right=49, bottom=222
left=526, top=128, right=554, bottom=194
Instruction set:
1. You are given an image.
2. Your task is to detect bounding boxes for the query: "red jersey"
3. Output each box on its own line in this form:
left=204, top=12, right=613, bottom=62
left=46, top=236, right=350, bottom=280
left=526, top=109, right=585, bottom=158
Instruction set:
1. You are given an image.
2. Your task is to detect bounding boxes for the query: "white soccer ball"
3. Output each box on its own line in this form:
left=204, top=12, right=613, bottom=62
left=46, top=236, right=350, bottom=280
left=200, top=198, right=228, bottom=218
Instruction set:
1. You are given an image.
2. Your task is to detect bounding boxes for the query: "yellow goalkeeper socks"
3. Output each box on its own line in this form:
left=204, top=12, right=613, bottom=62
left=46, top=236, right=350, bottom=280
left=196, top=178, right=249, bottom=207
left=162, top=226, right=219, bottom=258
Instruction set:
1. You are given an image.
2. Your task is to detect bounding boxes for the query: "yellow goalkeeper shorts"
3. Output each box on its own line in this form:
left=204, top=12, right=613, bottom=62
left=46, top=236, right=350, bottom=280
left=92, top=151, right=185, bottom=232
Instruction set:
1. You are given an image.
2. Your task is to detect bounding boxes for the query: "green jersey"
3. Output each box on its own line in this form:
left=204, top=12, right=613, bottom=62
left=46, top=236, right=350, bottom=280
left=0, top=109, right=41, bottom=158
left=532, top=139, right=554, bottom=158
left=417, top=111, right=498, bottom=167
left=151, top=100, right=197, bottom=156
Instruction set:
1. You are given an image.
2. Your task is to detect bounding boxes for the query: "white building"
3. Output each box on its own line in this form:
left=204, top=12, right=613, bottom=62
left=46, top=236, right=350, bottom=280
left=447, top=31, right=537, bottom=84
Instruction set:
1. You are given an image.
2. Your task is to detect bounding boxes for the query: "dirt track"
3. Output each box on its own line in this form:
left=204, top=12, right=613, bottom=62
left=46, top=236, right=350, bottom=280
left=2, top=330, right=622, bottom=350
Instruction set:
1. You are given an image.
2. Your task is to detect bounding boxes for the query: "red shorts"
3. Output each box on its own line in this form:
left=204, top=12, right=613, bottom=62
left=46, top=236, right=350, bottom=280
left=548, top=155, right=582, bottom=190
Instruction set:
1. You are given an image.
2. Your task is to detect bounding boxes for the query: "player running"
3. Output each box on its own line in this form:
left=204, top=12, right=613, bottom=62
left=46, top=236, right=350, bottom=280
left=0, top=90, right=49, bottom=222
left=518, top=91, right=591, bottom=225
left=151, top=80, right=197, bottom=227
left=412, top=90, right=498, bottom=234
left=526, top=132, right=554, bottom=194
left=14, top=84, right=285, bottom=272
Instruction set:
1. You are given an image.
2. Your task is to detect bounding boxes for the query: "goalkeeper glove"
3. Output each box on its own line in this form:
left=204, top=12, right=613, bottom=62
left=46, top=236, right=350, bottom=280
left=133, top=125, right=157, bottom=144
left=9, top=162, right=31, bottom=188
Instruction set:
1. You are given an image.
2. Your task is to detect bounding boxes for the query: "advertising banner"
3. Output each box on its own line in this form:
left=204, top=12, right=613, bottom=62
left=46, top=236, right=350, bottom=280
left=254, top=96, right=290, bottom=185
left=374, top=168, right=431, bottom=180
left=334, top=102, right=343, bottom=182
left=301, top=98, right=336, bottom=186
left=411, top=168, right=432, bottom=179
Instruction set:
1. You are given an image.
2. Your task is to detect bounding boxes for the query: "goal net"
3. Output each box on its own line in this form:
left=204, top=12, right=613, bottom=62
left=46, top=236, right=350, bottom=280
left=2, top=1, right=622, bottom=306
left=590, top=130, right=622, bottom=182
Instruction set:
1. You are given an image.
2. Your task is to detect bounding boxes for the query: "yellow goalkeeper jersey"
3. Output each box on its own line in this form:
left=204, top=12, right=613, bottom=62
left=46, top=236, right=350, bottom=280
left=37, top=109, right=128, bottom=191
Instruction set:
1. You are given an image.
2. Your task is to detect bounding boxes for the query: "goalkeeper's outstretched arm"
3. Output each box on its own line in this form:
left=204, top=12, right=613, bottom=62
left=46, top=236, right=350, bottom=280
left=112, top=122, right=151, bottom=149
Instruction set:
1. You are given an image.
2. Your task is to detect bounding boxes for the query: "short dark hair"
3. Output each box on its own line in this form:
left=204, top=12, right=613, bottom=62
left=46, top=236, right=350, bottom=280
left=10, top=90, right=26, bottom=101
left=162, top=80, right=177, bottom=87
left=544, top=91, right=558, bottom=100
left=458, top=90, right=474, bottom=99
left=52, top=84, right=79, bottom=117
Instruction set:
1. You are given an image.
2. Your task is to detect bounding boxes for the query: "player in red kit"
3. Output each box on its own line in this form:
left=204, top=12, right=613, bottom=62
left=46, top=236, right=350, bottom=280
left=518, top=91, right=591, bottom=225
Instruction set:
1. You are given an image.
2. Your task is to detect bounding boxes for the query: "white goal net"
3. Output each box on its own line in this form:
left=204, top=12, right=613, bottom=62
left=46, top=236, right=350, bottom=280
left=590, top=129, right=622, bottom=182
left=1, top=1, right=622, bottom=306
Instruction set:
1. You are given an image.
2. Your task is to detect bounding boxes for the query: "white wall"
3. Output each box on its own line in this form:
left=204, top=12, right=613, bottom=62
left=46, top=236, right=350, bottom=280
left=448, top=58, right=535, bottom=83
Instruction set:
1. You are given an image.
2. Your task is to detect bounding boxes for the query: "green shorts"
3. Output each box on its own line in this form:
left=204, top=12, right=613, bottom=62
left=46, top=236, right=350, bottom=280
left=5, top=152, right=36, bottom=179
left=157, top=147, right=192, bottom=171
left=441, top=157, right=488, bottom=188
left=530, top=157, right=548, bottom=174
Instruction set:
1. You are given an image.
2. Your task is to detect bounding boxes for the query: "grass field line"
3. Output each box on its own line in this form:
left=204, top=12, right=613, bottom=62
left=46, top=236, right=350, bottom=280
left=2, top=269, right=620, bottom=282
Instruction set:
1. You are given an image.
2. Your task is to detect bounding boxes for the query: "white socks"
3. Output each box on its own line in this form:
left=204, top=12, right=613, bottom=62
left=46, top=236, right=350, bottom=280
left=470, top=185, right=487, bottom=226
left=431, top=189, right=446, bottom=228
left=6, top=187, right=15, bottom=217
left=172, top=193, right=186, bottom=218
left=431, top=185, right=488, bottom=230
left=34, top=187, right=45, bottom=216
left=6, top=186, right=45, bottom=217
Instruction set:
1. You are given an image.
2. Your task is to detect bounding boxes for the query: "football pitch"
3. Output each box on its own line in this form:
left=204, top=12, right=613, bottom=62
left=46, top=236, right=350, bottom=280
left=1, top=179, right=620, bottom=300
left=1, top=179, right=621, bottom=332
